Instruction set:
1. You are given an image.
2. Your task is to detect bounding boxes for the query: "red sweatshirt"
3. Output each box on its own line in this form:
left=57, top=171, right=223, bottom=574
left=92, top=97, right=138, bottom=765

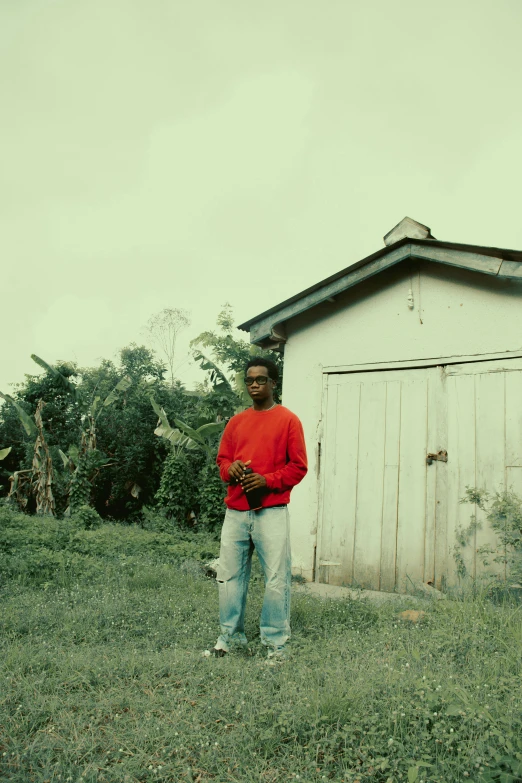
left=216, top=405, right=308, bottom=510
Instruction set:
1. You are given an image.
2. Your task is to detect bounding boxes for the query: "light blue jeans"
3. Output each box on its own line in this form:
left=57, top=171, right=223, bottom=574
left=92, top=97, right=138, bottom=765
left=214, top=506, right=291, bottom=652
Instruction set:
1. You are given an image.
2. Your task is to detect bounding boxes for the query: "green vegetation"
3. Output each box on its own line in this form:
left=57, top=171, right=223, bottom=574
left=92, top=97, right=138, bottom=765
left=0, top=305, right=281, bottom=527
left=1, top=507, right=521, bottom=783
left=455, top=486, right=522, bottom=597
left=2, top=303, right=521, bottom=781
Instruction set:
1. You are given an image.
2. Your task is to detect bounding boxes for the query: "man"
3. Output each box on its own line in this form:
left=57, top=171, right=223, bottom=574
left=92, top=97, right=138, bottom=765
left=211, top=356, right=307, bottom=661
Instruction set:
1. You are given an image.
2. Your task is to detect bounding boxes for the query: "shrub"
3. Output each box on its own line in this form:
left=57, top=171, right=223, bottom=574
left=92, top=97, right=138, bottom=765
left=154, top=446, right=227, bottom=533
left=196, top=460, right=227, bottom=532
left=0, top=506, right=219, bottom=587
left=154, top=450, right=202, bottom=525
left=140, top=505, right=176, bottom=534
left=456, top=485, right=522, bottom=595
left=70, top=504, right=102, bottom=530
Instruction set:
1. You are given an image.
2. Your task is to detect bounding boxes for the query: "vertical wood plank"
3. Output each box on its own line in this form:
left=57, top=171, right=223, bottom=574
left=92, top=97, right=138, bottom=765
left=506, top=467, right=522, bottom=498
left=505, top=371, right=522, bottom=469
left=379, top=381, right=401, bottom=592
left=475, top=371, right=506, bottom=580
left=317, top=382, right=338, bottom=584
left=425, top=367, right=447, bottom=586
left=332, top=381, right=361, bottom=586
left=446, top=373, right=476, bottom=586
left=395, top=378, right=429, bottom=591
left=424, top=370, right=437, bottom=585
left=433, top=367, right=449, bottom=590
left=317, top=379, right=362, bottom=586
left=353, top=380, right=387, bottom=589
left=504, top=372, right=522, bottom=579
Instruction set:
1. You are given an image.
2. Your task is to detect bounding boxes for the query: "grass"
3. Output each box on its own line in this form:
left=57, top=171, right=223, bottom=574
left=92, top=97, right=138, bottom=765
left=1, top=510, right=521, bottom=783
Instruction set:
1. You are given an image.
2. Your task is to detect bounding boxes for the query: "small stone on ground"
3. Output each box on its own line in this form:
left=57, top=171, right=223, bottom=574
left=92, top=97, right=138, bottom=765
left=398, top=609, right=426, bottom=623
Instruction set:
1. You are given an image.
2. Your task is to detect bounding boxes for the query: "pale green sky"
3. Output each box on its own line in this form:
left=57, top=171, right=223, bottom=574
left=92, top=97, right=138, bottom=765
left=2, top=0, right=522, bottom=394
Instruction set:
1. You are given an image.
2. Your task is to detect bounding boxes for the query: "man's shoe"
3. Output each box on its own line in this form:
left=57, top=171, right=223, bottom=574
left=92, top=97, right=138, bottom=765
left=211, top=647, right=227, bottom=658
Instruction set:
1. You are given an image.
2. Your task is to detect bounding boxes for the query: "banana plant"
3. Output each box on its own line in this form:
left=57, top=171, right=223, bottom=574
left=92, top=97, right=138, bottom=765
left=0, top=447, right=12, bottom=494
left=0, top=393, right=37, bottom=437
left=31, top=354, right=79, bottom=400
left=79, top=374, right=132, bottom=453
left=150, top=398, right=225, bottom=459
left=150, top=399, right=198, bottom=458
left=62, top=371, right=131, bottom=511
left=32, top=400, right=55, bottom=515
left=1, top=356, right=132, bottom=514
left=192, top=351, right=251, bottom=413
left=0, top=393, right=41, bottom=512
left=31, top=354, right=131, bottom=453
left=6, top=470, right=32, bottom=511
left=0, top=398, right=55, bottom=514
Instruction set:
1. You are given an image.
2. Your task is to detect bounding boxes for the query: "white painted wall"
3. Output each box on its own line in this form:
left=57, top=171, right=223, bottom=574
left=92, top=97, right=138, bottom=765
left=281, top=259, right=522, bottom=579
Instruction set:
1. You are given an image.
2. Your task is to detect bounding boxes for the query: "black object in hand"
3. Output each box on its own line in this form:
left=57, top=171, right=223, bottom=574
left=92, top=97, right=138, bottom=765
left=241, top=467, right=265, bottom=510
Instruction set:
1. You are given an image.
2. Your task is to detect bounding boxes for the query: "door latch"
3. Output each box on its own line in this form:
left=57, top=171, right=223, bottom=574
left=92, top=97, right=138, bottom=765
left=426, top=450, right=448, bottom=465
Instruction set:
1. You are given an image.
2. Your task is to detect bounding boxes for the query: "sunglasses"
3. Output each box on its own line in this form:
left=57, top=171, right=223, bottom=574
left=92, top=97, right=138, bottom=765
left=244, top=376, right=272, bottom=386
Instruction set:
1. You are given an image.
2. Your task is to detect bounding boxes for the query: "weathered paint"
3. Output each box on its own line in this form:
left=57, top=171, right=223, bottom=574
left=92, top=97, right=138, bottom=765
left=282, top=260, right=522, bottom=586
left=249, top=243, right=411, bottom=345
left=246, top=241, right=522, bottom=346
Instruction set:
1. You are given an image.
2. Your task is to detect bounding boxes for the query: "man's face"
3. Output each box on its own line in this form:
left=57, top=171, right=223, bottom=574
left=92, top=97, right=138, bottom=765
left=245, top=366, right=275, bottom=403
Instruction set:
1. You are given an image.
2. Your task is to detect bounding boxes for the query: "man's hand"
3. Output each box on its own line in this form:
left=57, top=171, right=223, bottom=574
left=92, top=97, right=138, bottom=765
left=241, top=472, right=267, bottom=493
left=228, top=460, right=251, bottom=484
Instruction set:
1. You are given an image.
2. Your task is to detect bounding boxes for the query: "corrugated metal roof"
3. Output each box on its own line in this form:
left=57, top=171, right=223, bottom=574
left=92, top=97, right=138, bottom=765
left=238, top=236, right=522, bottom=333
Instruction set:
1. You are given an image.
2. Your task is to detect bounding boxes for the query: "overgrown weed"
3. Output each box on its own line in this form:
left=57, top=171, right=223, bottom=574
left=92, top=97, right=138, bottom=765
left=1, top=508, right=521, bottom=782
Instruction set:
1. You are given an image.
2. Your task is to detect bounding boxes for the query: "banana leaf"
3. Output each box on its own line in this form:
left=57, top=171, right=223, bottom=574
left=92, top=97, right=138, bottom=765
left=0, top=446, right=12, bottom=460
left=102, top=376, right=132, bottom=408
left=233, top=370, right=252, bottom=408
left=31, top=354, right=78, bottom=400
left=195, top=422, right=226, bottom=438
left=172, top=418, right=223, bottom=459
left=172, top=418, right=207, bottom=447
left=90, top=396, right=102, bottom=417
left=0, top=393, right=37, bottom=437
left=150, top=398, right=171, bottom=432
left=58, top=449, right=70, bottom=468
left=150, top=398, right=196, bottom=449
left=130, top=483, right=141, bottom=498
left=192, top=352, right=232, bottom=390
left=153, top=422, right=196, bottom=449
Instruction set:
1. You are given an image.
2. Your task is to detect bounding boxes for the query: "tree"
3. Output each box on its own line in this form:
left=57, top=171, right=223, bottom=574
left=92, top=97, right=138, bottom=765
left=0, top=344, right=198, bottom=519
left=32, top=400, right=55, bottom=515
left=80, top=345, right=195, bottom=519
left=151, top=398, right=225, bottom=458
left=0, top=387, right=56, bottom=515
left=0, top=446, right=12, bottom=496
left=151, top=399, right=226, bottom=530
left=190, top=303, right=284, bottom=420
left=144, top=308, right=191, bottom=387
left=0, top=355, right=132, bottom=515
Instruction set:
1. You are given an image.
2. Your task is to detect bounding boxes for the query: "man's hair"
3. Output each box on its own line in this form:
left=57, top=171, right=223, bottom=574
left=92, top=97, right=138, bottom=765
left=245, top=356, right=279, bottom=382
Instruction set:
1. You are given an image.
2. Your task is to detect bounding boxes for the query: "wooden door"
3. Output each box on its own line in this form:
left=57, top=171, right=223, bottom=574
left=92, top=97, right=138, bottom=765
left=445, top=357, right=522, bottom=584
left=317, top=366, right=447, bottom=591
left=317, top=357, right=522, bottom=592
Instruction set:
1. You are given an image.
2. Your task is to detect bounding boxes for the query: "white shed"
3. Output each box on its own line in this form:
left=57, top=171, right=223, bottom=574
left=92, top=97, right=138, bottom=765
left=238, top=218, right=522, bottom=593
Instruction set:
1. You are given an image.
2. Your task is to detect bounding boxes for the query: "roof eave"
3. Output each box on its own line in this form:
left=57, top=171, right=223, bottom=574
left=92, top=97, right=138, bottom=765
left=238, top=238, right=522, bottom=346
